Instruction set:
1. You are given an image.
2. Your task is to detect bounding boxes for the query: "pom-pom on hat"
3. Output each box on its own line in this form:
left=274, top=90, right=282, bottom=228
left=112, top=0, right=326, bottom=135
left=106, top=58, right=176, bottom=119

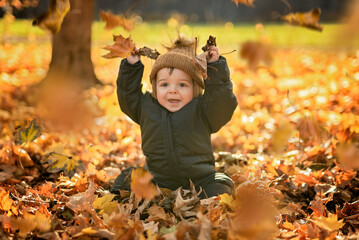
left=149, top=34, right=205, bottom=90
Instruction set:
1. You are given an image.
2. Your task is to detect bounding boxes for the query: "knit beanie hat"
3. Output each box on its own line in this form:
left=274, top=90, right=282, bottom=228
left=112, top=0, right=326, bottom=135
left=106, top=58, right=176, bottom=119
left=149, top=34, right=205, bottom=90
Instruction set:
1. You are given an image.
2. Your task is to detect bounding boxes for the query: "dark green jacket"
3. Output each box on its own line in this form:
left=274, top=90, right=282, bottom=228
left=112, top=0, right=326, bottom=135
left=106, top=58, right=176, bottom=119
left=117, top=56, right=237, bottom=188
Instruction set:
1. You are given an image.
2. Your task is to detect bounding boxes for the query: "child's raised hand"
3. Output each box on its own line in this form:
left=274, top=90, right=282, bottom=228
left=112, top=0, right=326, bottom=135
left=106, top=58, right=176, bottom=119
left=208, top=46, right=219, bottom=63
left=127, top=48, right=140, bottom=64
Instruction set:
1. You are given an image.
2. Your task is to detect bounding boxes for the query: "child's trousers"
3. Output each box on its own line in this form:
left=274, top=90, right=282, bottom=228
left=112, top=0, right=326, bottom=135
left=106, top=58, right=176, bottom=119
left=110, top=167, right=234, bottom=199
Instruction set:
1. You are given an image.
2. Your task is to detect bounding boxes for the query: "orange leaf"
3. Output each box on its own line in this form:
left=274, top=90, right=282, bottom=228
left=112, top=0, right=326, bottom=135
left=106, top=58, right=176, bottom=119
left=240, top=40, right=272, bottom=71
left=309, top=199, right=326, bottom=217
left=281, top=8, right=323, bottom=32
left=102, top=34, right=136, bottom=59
left=0, top=189, right=13, bottom=212
left=130, top=168, right=158, bottom=200
left=99, top=10, right=134, bottom=31
left=295, top=173, right=318, bottom=186
left=232, top=0, right=255, bottom=7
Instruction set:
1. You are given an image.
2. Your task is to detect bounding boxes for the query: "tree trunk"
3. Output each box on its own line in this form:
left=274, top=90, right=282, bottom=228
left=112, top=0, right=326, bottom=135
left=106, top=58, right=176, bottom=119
left=43, top=0, right=101, bottom=89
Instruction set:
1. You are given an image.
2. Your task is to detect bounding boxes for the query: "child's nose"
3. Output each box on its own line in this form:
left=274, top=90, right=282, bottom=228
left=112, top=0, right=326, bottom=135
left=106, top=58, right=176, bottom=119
left=169, top=85, right=177, bottom=93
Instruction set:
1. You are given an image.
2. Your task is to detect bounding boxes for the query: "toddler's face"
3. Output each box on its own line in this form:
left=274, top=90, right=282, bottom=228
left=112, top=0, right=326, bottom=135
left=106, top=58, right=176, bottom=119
left=156, top=68, right=194, bottom=112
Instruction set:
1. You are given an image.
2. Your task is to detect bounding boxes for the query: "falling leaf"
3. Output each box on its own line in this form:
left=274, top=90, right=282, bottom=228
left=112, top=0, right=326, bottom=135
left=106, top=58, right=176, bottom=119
left=102, top=34, right=136, bottom=59
left=311, top=213, right=344, bottom=232
left=17, top=118, right=41, bottom=145
left=240, top=40, right=272, bottom=71
left=296, top=114, right=328, bottom=144
left=269, top=120, right=294, bottom=155
left=130, top=168, right=158, bottom=200
left=32, top=0, right=70, bottom=34
left=41, top=152, right=79, bottom=175
left=336, top=142, right=359, bottom=170
left=92, top=193, right=119, bottom=215
left=232, top=0, right=255, bottom=7
left=99, top=10, right=135, bottom=31
left=281, top=8, right=323, bottom=32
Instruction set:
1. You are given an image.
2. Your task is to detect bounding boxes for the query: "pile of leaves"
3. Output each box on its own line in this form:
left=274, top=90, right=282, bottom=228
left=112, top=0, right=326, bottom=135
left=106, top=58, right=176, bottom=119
left=1, top=24, right=359, bottom=240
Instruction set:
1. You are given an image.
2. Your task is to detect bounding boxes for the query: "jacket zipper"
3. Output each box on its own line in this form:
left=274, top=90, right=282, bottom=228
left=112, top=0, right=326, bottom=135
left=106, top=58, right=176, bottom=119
left=162, top=111, right=179, bottom=177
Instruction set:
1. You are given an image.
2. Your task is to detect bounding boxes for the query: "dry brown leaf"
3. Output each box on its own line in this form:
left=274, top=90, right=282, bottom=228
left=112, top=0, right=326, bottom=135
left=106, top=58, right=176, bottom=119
left=309, top=199, right=326, bottom=217
left=130, top=168, right=158, bottom=200
left=99, top=10, right=134, bottom=31
left=146, top=204, right=173, bottom=224
left=281, top=8, right=323, bottom=32
left=32, top=0, right=70, bottom=34
left=232, top=0, right=255, bottom=7
left=138, top=47, right=160, bottom=60
left=67, top=181, right=97, bottom=212
left=192, top=52, right=208, bottom=80
left=102, top=34, right=136, bottom=59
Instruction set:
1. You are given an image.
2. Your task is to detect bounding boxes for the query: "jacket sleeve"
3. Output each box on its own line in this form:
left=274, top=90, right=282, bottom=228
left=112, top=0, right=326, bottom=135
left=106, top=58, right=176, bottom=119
left=200, top=56, right=238, bottom=133
left=116, top=59, right=144, bottom=124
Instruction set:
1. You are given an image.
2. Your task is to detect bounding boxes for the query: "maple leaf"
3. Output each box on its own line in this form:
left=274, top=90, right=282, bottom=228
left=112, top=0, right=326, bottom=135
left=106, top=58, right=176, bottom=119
left=32, top=0, right=70, bottom=34
left=41, top=152, right=79, bottom=175
left=92, top=193, right=119, bottom=215
left=240, top=40, right=272, bottom=71
left=232, top=0, right=255, bottom=7
left=281, top=8, right=323, bottom=32
left=17, top=118, right=41, bottom=145
left=102, top=34, right=136, bottom=59
left=99, top=10, right=134, bottom=31
left=130, top=168, right=158, bottom=200
left=311, top=213, right=344, bottom=232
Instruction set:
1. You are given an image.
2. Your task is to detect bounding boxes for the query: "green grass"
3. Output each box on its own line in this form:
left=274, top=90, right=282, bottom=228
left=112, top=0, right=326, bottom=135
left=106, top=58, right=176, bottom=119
left=0, top=19, right=357, bottom=49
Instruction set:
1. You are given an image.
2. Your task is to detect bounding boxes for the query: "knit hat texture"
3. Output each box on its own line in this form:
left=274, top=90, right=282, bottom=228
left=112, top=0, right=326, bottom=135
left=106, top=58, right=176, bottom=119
left=149, top=34, right=204, bottom=89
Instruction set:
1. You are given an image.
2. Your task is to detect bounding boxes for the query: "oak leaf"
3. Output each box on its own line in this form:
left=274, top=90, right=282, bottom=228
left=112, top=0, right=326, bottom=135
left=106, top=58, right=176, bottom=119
left=281, top=8, right=323, bottom=32
left=232, top=0, right=255, bottom=7
left=130, top=168, right=158, bottom=200
left=102, top=34, right=136, bottom=59
left=311, top=213, right=344, bottom=232
left=17, top=118, right=41, bottom=145
left=41, top=152, right=79, bottom=175
left=32, top=0, right=70, bottom=34
left=99, top=10, right=134, bottom=31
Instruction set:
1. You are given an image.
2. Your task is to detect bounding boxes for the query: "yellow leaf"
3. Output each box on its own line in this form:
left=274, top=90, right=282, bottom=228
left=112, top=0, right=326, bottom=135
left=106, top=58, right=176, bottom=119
left=281, top=8, right=323, bottom=32
left=130, top=168, right=158, bottom=200
left=82, top=227, right=98, bottom=235
left=219, top=193, right=234, bottom=209
left=18, top=212, right=51, bottom=237
left=269, top=120, right=294, bottom=155
left=311, top=213, right=344, bottom=232
left=32, top=0, right=70, bottom=34
left=92, top=193, right=119, bottom=215
left=42, top=152, right=79, bottom=174
left=18, top=118, right=41, bottom=145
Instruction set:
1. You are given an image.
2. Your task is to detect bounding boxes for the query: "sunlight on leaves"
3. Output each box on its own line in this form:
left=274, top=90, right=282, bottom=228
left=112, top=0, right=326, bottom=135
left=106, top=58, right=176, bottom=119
left=41, top=152, right=79, bottom=175
left=130, top=168, right=158, bottom=200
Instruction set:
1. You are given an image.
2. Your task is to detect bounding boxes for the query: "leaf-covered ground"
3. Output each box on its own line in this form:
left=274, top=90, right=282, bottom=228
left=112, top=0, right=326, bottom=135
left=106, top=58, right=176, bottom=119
left=1, top=31, right=359, bottom=239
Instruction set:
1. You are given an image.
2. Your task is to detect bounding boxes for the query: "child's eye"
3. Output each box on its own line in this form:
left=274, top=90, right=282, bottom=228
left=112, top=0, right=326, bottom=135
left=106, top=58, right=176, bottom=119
left=179, top=83, right=188, bottom=87
left=160, top=83, right=168, bottom=87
